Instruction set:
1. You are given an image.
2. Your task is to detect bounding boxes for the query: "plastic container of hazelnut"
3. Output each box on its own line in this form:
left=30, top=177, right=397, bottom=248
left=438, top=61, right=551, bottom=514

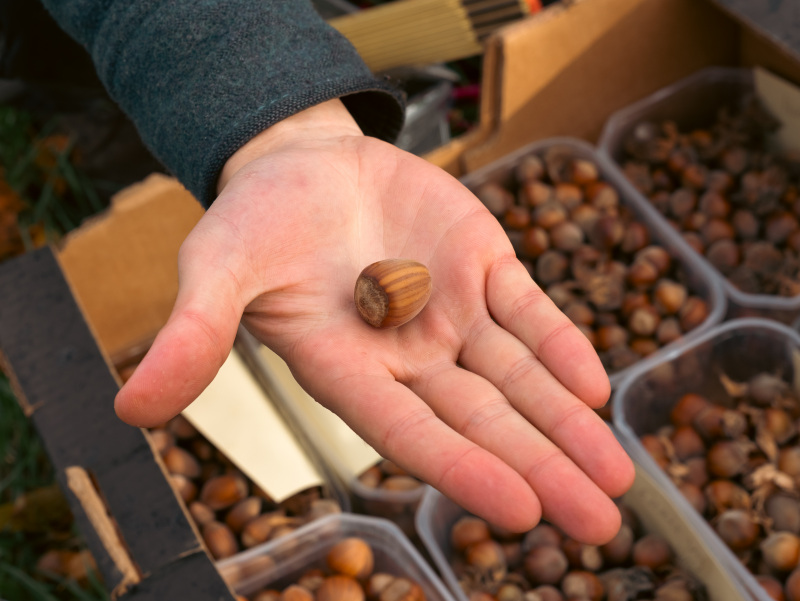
left=415, top=457, right=749, bottom=601
left=613, top=317, right=800, bottom=601
left=216, top=512, right=457, bottom=601
left=468, top=137, right=726, bottom=394
left=598, top=66, right=800, bottom=324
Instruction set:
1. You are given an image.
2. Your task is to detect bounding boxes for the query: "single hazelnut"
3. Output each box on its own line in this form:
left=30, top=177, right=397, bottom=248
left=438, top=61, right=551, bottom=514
left=600, top=523, right=634, bottom=566
left=522, top=545, right=569, bottom=585
left=628, top=305, right=661, bottom=337
left=583, top=182, right=619, bottom=216
left=202, top=520, right=239, bottom=560
left=701, top=218, right=735, bottom=246
left=571, top=158, right=600, bottom=185
left=549, top=221, right=584, bottom=252
left=766, top=211, right=800, bottom=245
left=521, top=226, right=550, bottom=258
left=698, top=190, right=731, bottom=218
left=170, top=474, right=197, bottom=504
left=327, top=537, right=374, bottom=579
left=535, top=251, right=569, bottom=286
left=560, top=570, right=604, bottom=601
left=668, top=188, right=697, bottom=219
left=731, top=209, right=760, bottom=240
left=162, top=445, right=201, bottom=479
left=670, top=393, right=711, bottom=427
left=316, top=576, right=365, bottom=601
left=634, top=246, right=672, bottom=277
left=377, top=578, right=425, bottom=601
left=200, top=473, right=248, bottom=511
left=281, top=585, right=314, bottom=601
left=225, top=496, right=262, bottom=533
left=705, top=239, right=740, bottom=275
left=620, top=222, right=650, bottom=254
left=632, top=534, right=673, bottom=571
left=669, top=425, right=705, bottom=461
left=520, top=180, right=554, bottom=207
left=504, top=205, right=532, bottom=229
left=653, top=279, right=688, bottom=315
left=714, top=509, right=760, bottom=551
left=515, top=154, right=545, bottom=182
left=760, top=531, right=800, bottom=573
left=678, top=297, right=708, bottom=332
left=533, top=201, right=569, bottom=230
left=765, top=493, right=800, bottom=534
left=354, top=259, right=432, bottom=329
left=589, top=215, right=625, bottom=249
left=655, top=317, right=683, bottom=345
left=554, top=183, right=584, bottom=209
left=476, top=182, right=514, bottom=216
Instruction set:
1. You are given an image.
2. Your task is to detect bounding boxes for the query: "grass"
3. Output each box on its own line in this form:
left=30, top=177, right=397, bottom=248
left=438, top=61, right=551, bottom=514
left=0, top=104, right=111, bottom=601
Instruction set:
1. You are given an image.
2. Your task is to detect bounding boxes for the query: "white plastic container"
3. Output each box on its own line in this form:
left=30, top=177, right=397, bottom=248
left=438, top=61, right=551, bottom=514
left=598, top=66, right=800, bottom=324
left=613, top=317, right=800, bottom=601
left=217, top=512, right=456, bottom=601
left=459, top=136, right=727, bottom=390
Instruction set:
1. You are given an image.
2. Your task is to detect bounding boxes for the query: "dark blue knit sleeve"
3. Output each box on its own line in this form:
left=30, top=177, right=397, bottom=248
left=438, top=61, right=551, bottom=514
left=40, top=0, right=406, bottom=206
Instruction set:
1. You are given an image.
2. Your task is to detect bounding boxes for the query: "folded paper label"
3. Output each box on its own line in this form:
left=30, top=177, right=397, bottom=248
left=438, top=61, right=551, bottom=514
left=182, top=350, right=323, bottom=502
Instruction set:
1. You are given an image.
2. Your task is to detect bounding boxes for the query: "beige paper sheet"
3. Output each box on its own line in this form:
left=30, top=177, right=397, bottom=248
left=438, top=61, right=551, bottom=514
left=181, top=350, right=323, bottom=502
left=755, top=66, right=800, bottom=152
left=257, top=345, right=381, bottom=480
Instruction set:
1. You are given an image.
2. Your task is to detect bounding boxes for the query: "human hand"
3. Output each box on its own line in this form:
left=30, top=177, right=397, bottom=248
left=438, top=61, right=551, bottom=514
left=115, top=99, right=634, bottom=543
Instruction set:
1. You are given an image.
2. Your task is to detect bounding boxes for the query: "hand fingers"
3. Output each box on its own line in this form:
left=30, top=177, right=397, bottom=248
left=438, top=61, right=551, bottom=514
left=296, top=356, right=542, bottom=532
left=114, top=239, right=246, bottom=427
left=486, top=258, right=611, bottom=409
left=411, top=359, right=623, bottom=544
left=459, top=315, right=634, bottom=495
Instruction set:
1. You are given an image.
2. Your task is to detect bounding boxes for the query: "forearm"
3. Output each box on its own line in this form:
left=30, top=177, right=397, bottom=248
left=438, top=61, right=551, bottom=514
left=41, top=0, right=405, bottom=206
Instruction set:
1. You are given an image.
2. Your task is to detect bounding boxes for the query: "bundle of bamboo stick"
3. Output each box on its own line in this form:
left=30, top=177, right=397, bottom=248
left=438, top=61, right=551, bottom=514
left=329, top=0, right=539, bottom=72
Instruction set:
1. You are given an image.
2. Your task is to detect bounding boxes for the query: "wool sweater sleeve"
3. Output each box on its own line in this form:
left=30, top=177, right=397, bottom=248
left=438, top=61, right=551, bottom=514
left=40, top=1, right=406, bottom=206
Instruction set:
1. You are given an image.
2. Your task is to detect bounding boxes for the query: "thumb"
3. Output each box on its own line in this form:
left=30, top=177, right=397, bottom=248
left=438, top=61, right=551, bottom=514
left=114, top=256, right=246, bottom=427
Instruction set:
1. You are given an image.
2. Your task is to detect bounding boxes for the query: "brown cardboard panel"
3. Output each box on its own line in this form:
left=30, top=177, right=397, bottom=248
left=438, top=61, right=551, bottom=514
left=57, top=174, right=204, bottom=361
left=462, top=0, right=741, bottom=171
left=0, top=247, right=231, bottom=599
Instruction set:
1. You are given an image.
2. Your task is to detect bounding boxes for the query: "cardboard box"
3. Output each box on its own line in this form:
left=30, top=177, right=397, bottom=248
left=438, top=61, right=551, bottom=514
left=426, top=0, right=800, bottom=177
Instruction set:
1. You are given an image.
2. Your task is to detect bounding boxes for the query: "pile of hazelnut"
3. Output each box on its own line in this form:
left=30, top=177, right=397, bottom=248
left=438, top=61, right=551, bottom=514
left=619, top=96, right=800, bottom=297
left=474, top=145, right=710, bottom=376
left=447, top=505, right=705, bottom=601
left=640, top=370, right=800, bottom=600
left=236, top=536, right=429, bottom=601
left=150, top=415, right=342, bottom=561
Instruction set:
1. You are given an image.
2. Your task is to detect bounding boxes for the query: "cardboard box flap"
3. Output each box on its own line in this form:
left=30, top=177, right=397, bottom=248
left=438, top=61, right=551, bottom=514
left=462, top=0, right=741, bottom=172
left=57, top=174, right=204, bottom=362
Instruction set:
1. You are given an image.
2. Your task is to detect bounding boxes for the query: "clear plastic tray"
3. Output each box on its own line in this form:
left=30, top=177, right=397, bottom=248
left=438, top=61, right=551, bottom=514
left=613, top=317, right=800, bottom=601
left=415, top=461, right=750, bottom=601
left=598, top=66, right=800, bottom=324
left=217, top=512, right=456, bottom=601
left=460, top=137, right=727, bottom=390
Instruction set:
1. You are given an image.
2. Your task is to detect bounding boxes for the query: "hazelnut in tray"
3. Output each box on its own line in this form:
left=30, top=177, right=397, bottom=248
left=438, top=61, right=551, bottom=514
left=464, top=137, right=726, bottom=396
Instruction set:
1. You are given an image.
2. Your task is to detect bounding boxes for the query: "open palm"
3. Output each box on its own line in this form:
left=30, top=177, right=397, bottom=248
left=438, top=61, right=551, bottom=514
left=116, top=110, right=633, bottom=543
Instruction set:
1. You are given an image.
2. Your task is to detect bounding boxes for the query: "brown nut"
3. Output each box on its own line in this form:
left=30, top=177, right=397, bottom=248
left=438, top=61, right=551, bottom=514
left=327, top=537, right=375, bottom=579
left=200, top=473, right=248, bottom=511
left=355, top=260, right=432, bottom=328
left=316, top=576, right=366, bottom=601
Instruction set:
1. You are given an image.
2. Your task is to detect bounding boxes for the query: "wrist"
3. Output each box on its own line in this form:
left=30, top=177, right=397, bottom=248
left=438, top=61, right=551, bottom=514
left=217, top=98, right=363, bottom=193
